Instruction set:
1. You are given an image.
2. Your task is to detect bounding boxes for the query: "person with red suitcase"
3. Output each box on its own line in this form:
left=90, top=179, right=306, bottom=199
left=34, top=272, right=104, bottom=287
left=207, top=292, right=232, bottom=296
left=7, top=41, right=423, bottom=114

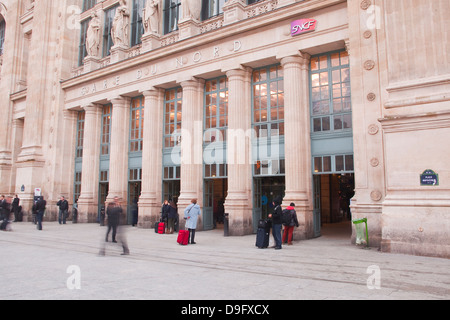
left=184, top=199, right=201, bottom=244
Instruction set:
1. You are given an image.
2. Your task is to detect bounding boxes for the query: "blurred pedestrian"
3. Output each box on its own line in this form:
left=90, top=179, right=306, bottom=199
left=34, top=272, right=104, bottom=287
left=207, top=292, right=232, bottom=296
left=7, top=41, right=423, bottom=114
left=0, top=196, right=12, bottom=231
left=100, top=197, right=129, bottom=256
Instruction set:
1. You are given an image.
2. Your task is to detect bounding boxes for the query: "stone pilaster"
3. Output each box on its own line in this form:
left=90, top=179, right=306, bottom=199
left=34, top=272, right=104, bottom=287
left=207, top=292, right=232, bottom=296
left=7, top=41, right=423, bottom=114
left=280, top=53, right=314, bottom=239
left=77, top=103, right=102, bottom=223
left=177, top=78, right=205, bottom=229
left=224, top=67, right=253, bottom=236
left=106, top=97, right=131, bottom=207
left=139, top=88, right=164, bottom=228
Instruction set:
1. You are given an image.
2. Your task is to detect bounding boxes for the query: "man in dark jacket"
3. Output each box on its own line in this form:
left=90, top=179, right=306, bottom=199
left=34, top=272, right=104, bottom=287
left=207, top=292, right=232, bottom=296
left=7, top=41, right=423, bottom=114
left=0, top=196, right=12, bottom=230
left=269, top=196, right=283, bottom=250
left=56, top=196, right=69, bottom=224
left=36, top=196, right=46, bottom=231
left=100, top=197, right=129, bottom=256
left=282, top=203, right=299, bottom=245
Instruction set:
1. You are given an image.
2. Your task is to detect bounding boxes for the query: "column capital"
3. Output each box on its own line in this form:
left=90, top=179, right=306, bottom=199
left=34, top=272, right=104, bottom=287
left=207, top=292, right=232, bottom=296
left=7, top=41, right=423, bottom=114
left=141, top=87, right=164, bottom=98
left=280, top=52, right=311, bottom=68
left=109, top=96, right=131, bottom=107
left=180, top=77, right=205, bottom=89
left=81, top=103, right=103, bottom=113
left=225, top=66, right=253, bottom=81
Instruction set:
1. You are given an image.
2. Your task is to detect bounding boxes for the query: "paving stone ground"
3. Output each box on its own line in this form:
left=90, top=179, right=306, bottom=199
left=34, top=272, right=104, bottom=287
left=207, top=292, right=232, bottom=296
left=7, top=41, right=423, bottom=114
left=1, top=221, right=449, bottom=300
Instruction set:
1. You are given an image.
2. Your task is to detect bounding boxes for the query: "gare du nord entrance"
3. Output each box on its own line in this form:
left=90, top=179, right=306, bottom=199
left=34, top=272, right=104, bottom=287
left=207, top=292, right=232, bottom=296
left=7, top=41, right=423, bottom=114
left=73, top=51, right=354, bottom=239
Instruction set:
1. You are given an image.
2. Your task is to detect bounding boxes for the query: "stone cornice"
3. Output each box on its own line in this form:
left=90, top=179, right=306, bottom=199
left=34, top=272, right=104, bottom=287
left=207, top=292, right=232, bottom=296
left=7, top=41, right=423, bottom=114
left=61, top=0, right=346, bottom=90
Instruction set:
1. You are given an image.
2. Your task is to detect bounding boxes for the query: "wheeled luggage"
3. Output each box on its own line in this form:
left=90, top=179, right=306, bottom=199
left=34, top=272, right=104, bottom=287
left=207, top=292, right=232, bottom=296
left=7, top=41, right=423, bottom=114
left=256, top=219, right=270, bottom=249
left=177, top=229, right=189, bottom=245
left=158, top=222, right=165, bottom=234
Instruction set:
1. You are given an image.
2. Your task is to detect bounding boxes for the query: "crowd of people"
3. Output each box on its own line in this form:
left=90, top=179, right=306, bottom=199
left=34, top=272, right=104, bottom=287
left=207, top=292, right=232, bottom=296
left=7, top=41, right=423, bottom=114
left=1, top=193, right=300, bottom=252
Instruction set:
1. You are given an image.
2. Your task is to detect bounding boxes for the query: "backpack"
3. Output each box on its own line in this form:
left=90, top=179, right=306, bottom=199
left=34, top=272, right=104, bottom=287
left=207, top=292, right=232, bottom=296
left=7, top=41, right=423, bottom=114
left=281, top=209, right=292, bottom=226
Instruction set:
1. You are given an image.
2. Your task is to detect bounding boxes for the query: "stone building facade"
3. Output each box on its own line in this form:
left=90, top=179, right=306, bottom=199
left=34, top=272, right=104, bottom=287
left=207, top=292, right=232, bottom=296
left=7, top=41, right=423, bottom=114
left=0, top=0, right=448, bottom=258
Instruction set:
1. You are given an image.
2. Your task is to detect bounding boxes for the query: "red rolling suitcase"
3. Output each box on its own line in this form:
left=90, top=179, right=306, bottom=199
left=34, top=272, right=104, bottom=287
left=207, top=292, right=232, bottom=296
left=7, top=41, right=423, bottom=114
left=158, top=222, right=165, bottom=234
left=177, top=229, right=189, bottom=245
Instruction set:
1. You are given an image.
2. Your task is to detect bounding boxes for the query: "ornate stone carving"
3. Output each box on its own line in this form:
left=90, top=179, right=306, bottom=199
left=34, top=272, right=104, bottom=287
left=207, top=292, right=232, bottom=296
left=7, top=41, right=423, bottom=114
left=111, top=0, right=130, bottom=47
left=370, top=158, right=379, bottom=167
left=364, top=60, right=375, bottom=70
left=367, top=92, right=376, bottom=101
left=143, top=0, right=160, bottom=35
left=368, top=124, right=379, bottom=135
left=363, top=30, right=372, bottom=39
left=86, top=12, right=101, bottom=57
left=370, top=190, right=382, bottom=202
left=360, top=0, right=371, bottom=10
left=182, top=0, right=201, bottom=21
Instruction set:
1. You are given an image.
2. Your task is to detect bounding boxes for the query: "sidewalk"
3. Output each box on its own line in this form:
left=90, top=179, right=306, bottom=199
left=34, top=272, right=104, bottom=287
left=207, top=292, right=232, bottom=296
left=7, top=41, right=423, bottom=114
left=1, top=221, right=449, bottom=300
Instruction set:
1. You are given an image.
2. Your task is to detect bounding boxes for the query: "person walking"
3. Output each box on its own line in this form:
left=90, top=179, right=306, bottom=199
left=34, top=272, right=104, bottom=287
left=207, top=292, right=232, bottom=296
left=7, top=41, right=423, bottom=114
left=269, top=196, right=283, bottom=250
left=56, top=196, right=69, bottom=224
left=282, top=203, right=299, bottom=245
left=101, top=197, right=129, bottom=256
left=0, top=196, right=12, bottom=230
left=184, top=199, right=201, bottom=244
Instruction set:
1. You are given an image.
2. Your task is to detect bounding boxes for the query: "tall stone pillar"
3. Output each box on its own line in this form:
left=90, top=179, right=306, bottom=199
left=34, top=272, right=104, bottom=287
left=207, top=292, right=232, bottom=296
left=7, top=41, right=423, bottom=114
left=224, top=67, right=253, bottom=236
left=177, top=79, right=204, bottom=228
left=77, top=103, right=102, bottom=223
left=106, top=97, right=131, bottom=209
left=280, top=54, right=314, bottom=239
left=139, top=88, right=164, bottom=228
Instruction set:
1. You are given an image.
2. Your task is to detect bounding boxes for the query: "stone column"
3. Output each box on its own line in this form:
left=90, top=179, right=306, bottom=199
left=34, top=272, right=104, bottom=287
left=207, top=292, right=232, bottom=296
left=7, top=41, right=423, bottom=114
left=280, top=53, right=314, bottom=240
left=224, top=67, right=253, bottom=236
left=139, top=88, right=164, bottom=228
left=77, top=103, right=102, bottom=223
left=106, top=97, right=131, bottom=207
left=177, top=78, right=204, bottom=228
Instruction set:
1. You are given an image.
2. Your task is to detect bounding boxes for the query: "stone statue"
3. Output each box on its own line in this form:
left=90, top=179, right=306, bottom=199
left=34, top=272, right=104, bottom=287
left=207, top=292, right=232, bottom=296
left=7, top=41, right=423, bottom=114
left=86, top=12, right=101, bottom=57
left=111, top=0, right=130, bottom=47
left=143, top=0, right=160, bottom=35
left=182, top=0, right=201, bottom=21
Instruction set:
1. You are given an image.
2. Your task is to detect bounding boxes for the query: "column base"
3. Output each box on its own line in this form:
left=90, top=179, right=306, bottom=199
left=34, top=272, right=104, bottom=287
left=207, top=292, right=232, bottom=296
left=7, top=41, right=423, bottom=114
left=224, top=197, right=253, bottom=236
left=77, top=197, right=98, bottom=223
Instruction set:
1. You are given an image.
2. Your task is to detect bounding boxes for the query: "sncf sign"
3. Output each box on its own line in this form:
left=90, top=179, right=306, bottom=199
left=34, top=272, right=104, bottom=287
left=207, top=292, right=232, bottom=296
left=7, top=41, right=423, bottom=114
left=291, top=19, right=317, bottom=36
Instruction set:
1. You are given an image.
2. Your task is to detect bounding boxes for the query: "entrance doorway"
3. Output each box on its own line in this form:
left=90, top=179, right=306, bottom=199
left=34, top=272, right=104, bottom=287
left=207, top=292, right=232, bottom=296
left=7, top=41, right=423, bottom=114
left=253, top=176, right=285, bottom=233
left=203, top=178, right=228, bottom=230
left=98, top=182, right=109, bottom=222
left=128, top=181, right=141, bottom=225
left=313, top=174, right=354, bottom=238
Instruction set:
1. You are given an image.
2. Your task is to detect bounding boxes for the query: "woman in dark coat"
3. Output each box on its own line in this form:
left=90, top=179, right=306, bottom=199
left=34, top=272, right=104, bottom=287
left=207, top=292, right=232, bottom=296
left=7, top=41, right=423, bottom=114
left=167, top=200, right=178, bottom=234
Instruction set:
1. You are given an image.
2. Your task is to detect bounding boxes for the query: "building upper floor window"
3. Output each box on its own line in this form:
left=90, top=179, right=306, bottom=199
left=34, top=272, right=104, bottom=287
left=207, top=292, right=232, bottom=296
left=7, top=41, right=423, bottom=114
left=131, top=0, right=145, bottom=47
left=201, top=0, right=226, bottom=20
left=103, top=5, right=119, bottom=57
left=163, top=0, right=181, bottom=35
left=310, top=50, right=351, bottom=134
left=83, top=0, right=97, bottom=12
